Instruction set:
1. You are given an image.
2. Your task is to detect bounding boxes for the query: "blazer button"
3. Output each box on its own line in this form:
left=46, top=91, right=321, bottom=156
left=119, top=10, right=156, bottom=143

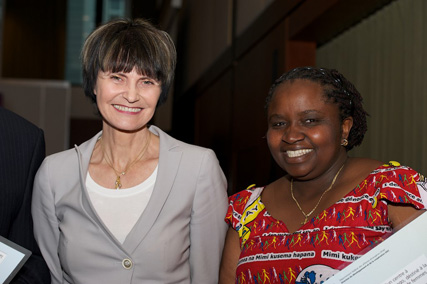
left=122, top=258, right=133, bottom=269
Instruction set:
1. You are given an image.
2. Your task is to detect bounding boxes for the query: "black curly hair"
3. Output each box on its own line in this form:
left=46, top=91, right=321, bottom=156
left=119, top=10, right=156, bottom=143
left=265, top=66, right=368, bottom=151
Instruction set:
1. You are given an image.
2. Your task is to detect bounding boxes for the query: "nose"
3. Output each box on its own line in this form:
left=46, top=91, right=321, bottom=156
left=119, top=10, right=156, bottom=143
left=122, top=85, right=140, bottom=103
left=281, top=124, right=304, bottom=144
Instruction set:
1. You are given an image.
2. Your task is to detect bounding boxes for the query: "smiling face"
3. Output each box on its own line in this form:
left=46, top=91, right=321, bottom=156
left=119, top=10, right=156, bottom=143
left=266, top=79, right=352, bottom=180
left=94, top=68, right=161, bottom=133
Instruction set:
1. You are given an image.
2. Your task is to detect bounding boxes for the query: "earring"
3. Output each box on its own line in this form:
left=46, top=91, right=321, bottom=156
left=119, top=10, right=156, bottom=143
left=341, top=138, right=348, bottom=147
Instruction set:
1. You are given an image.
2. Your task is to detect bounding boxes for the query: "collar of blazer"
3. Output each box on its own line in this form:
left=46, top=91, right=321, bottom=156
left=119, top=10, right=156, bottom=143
left=74, top=125, right=183, bottom=253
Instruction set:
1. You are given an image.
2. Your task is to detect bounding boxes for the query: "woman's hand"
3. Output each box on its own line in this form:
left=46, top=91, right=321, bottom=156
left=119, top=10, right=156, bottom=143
left=388, top=203, right=425, bottom=232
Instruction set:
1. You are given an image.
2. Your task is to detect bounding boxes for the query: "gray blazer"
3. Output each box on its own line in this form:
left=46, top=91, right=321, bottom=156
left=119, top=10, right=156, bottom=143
left=32, top=125, right=228, bottom=284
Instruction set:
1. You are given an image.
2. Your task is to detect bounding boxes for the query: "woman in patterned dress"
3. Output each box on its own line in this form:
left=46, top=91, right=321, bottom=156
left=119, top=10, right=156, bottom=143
left=219, top=67, right=427, bottom=284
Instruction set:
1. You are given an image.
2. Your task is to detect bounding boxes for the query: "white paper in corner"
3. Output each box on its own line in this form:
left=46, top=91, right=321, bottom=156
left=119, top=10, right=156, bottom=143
left=0, top=236, right=31, bottom=284
left=325, top=211, right=427, bottom=284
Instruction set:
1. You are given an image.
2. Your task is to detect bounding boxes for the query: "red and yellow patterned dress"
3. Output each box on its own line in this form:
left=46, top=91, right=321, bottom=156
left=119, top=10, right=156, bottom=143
left=225, top=162, right=427, bottom=284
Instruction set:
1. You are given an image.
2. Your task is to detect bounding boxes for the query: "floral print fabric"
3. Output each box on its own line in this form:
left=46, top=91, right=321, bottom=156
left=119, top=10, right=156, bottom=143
left=225, top=162, right=427, bottom=284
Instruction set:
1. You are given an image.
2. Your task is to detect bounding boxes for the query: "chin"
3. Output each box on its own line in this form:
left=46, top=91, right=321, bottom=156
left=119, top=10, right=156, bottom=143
left=105, top=123, right=148, bottom=133
left=284, top=165, right=315, bottom=179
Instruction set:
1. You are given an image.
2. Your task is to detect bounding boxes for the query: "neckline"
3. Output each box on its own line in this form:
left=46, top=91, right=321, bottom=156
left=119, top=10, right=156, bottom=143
left=259, top=163, right=388, bottom=234
left=87, top=165, right=158, bottom=195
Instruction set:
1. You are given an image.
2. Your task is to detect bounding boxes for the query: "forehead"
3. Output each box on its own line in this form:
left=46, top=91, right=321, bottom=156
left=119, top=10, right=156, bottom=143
left=268, top=79, right=338, bottom=114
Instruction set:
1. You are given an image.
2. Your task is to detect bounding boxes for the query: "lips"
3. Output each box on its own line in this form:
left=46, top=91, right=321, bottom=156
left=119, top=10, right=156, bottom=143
left=285, top=149, right=313, bottom=158
left=113, top=104, right=142, bottom=113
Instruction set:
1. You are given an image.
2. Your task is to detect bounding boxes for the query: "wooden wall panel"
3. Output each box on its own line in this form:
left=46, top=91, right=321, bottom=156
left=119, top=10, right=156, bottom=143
left=2, top=0, right=66, bottom=79
left=179, top=0, right=232, bottom=91
left=285, top=39, right=317, bottom=71
left=194, top=71, right=233, bottom=193
left=231, top=21, right=287, bottom=193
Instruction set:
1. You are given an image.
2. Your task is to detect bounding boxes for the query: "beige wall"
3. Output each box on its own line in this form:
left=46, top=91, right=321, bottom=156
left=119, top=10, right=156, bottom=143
left=317, top=0, right=427, bottom=174
left=0, top=79, right=71, bottom=155
left=70, top=86, right=98, bottom=119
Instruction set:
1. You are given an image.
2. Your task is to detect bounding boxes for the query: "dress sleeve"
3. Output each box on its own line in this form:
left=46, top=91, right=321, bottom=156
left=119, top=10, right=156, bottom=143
left=377, top=162, right=427, bottom=210
left=225, top=186, right=265, bottom=249
left=225, top=186, right=257, bottom=230
left=31, top=157, right=63, bottom=284
left=189, top=149, right=228, bottom=284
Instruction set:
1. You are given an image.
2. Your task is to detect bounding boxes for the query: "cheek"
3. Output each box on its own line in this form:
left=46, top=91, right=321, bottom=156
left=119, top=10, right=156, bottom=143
left=266, top=130, right=281, bottom=151
left=150, top=94, right=161, bottom=105
left=149, top=90, right=162, bottom=104
left=140, top=88, right=161, bottom=105
left=309, top=131, right=323, bottom=143
left=95, top=93, right=106, bottom=111
left=310, top=127, right=338, bottom=145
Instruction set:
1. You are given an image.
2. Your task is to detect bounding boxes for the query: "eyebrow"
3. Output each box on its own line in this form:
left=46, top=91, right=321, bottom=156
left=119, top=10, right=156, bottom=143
left=268, top=113, right=282, bottom=120
left=269, top=109, right=321, bottom=116
left=301, top=110, right=322, bottom=115
left=101, top=71, right=156, bottom=80
left=268, top=109, right=325, bottom=120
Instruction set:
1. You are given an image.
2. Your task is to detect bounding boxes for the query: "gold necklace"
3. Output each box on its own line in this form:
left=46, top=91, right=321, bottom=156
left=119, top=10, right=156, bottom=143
left=290, top=163, right=345, bottom=224
left=100, top=133, right=151, bottom=189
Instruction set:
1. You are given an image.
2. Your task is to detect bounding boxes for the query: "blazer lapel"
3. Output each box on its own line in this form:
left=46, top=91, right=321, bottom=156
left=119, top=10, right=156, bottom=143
left=75, top=132, right=125, bottom=246
left=123, top=126, right=182, bottom=253
left=75, top=134, right=110, bottom=226
left=76, top=132, right=101, bottom=224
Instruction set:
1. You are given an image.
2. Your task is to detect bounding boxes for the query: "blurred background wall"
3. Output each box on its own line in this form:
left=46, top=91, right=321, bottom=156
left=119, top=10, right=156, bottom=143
left=1, top=0, right=425, bottom=195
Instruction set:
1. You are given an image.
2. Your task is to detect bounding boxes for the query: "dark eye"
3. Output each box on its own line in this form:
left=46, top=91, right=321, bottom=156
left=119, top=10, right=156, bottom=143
left=143, top=80, right=154, bottom=85
left=271, top=121, right=286, bottom=128
left=304, top=118, right=317, bottom=124
left=111, top=75, right=122, bottom=81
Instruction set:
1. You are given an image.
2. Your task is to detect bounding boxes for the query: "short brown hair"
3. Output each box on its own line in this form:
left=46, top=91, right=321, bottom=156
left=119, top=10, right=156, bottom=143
left=81, top=18, right=177, bottom=106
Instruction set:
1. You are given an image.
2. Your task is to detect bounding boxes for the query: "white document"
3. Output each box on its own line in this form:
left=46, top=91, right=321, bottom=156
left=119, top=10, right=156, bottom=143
left=0, top=236, right=31, bottom=284
left=325, top=212, right=427, bottom=284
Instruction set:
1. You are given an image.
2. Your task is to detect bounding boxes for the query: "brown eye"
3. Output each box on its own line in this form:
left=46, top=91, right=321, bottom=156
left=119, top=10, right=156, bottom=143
left=271, top=121, right=286, bottom=128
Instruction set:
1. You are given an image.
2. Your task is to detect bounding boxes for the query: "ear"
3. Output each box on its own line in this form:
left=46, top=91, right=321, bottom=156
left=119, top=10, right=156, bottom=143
left=341, top=116, right=353, bottom=139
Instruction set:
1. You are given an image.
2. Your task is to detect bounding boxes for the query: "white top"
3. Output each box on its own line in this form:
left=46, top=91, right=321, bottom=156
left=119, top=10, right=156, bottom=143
left=86, top=166, right=158, bottom=243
